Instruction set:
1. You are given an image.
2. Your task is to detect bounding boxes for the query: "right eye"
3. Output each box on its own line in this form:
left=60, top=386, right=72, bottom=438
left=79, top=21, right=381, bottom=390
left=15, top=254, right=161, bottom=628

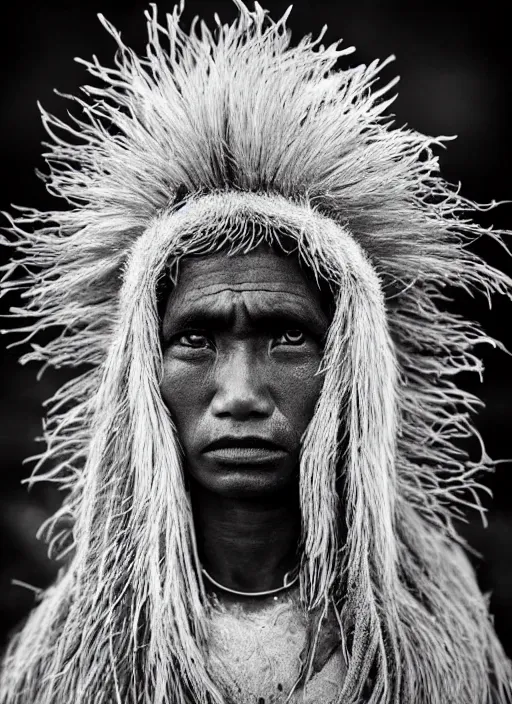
left=176, top=332, right=213, bottom=349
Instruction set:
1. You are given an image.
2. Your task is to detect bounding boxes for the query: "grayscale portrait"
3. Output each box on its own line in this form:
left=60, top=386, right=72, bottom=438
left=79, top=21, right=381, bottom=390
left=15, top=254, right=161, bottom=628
left=0, top=2, right=511, bottom=703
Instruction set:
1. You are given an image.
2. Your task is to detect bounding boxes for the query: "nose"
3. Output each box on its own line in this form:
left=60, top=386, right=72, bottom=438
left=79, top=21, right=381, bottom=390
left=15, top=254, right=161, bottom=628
left=211, top=344, right=274, bottom=420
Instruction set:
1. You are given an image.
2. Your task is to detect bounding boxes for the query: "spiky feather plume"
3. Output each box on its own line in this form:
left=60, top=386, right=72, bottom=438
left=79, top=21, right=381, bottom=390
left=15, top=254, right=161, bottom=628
left=0, top=2, right=511, bottom=703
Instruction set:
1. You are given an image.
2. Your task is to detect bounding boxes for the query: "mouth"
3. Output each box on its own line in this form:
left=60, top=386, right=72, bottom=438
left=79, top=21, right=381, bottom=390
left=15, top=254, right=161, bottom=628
left=201, top=436, right=288, bottom=465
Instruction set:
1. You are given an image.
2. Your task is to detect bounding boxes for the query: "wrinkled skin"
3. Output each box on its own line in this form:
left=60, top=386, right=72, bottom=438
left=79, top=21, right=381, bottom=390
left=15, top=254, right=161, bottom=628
left=161, top=245, right=329, bottom=499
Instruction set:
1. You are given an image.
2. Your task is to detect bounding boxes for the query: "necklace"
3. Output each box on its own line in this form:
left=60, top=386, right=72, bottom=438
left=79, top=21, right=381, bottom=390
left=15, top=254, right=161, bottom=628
left=201, top=566, right=300, bottom=597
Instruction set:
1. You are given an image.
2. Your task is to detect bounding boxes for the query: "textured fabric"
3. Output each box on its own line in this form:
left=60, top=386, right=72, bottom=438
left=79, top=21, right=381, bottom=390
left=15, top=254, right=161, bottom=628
left=0, top=2, right=511, bottom=703
left=207, top=589, right=347, bottom=704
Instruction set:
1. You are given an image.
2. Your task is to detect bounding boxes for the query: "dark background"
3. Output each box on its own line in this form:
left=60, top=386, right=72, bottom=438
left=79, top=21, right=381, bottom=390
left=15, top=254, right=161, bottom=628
left=1, top=0, right=511, bottom=656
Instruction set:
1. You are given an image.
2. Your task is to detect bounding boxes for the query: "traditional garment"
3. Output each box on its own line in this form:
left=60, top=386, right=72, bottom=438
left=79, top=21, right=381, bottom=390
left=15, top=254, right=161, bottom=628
left=0, top=2, right=511, bottom=703
left=206, top=588, right=347, bottom=703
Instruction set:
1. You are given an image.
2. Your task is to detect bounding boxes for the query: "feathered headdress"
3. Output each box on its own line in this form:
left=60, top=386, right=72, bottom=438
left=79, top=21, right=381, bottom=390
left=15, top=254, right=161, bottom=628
left=0, top=2, right=511, bottom=703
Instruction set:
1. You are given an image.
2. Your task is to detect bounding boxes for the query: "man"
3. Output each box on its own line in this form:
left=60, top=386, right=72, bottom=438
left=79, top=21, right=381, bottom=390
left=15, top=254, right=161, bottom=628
left=161, top=243, right=344, bottom=703
left=0, top=2, right=510, bottom=703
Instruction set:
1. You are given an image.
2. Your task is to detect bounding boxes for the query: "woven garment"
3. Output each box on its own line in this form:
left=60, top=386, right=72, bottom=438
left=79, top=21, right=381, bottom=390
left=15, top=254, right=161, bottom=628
left=206, top=588, right=346, bottom=703
left=0, top=2, right=511, bottom=703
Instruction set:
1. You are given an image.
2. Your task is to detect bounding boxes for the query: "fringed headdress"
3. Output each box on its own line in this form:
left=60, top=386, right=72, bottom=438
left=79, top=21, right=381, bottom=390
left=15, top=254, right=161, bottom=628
left=1, top=2, right=511, bottom=703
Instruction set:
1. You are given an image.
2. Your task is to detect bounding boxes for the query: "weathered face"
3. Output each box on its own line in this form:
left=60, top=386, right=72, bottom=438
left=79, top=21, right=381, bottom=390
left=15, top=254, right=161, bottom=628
left=161, top=245, right=329, bottom=499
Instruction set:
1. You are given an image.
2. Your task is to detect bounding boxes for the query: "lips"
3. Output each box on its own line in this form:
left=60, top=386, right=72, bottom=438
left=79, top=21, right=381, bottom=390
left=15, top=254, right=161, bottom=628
left=202, top=436, right=287, bottom=465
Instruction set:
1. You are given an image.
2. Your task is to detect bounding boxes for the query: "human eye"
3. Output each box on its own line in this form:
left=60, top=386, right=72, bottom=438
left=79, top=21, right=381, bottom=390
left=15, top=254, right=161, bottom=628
left=274, top=329, right=307, bottom=346
left=172, top=331, right=214, bottom=350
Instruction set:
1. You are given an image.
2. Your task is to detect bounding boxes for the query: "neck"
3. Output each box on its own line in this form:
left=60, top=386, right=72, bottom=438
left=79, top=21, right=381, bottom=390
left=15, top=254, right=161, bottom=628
left=190, top=481, right=301, bottom=594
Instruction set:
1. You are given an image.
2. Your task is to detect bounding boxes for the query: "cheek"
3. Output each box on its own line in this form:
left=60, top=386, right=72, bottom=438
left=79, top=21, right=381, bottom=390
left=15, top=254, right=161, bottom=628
left=271, top=357, right=324, bottom=433
left=160, top=355, right=210, bottom=441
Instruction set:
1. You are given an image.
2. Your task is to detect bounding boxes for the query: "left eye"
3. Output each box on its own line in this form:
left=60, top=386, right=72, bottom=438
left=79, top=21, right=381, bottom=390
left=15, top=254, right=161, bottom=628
left=275, top=330, right=306, bottom=345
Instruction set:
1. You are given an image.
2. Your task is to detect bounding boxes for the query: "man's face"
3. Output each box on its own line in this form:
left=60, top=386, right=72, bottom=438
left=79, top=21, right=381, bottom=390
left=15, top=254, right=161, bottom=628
left=161, top=245, right=329, bottom=499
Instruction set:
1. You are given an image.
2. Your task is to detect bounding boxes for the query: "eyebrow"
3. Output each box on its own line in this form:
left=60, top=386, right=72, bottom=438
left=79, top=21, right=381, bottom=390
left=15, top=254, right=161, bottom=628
left=162, top=295, right=329, bottom=340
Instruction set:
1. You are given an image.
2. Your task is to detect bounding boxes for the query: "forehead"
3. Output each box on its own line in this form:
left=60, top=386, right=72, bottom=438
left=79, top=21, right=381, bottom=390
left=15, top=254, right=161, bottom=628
left=162, top=245, right=328, bottom=331
left=172, top=245, right=318, bottom=293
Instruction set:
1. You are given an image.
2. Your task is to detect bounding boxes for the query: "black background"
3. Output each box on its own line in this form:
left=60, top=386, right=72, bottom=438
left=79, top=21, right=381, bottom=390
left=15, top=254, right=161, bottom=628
left=1, top=0, right=511, bottom=656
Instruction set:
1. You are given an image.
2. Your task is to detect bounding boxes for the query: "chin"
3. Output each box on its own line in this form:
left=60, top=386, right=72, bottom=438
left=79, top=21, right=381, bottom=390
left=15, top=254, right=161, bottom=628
left=189, top=465, right=297, bottom=499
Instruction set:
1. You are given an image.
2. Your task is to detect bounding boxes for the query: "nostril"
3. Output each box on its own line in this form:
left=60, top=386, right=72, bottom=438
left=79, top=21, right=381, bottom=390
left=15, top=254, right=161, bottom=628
left=212, top=393, right=272, bottom=420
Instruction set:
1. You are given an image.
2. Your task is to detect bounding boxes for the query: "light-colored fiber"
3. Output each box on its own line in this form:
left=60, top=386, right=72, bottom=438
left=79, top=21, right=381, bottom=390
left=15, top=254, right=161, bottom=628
left=0, top=3, right=511, bottom=703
